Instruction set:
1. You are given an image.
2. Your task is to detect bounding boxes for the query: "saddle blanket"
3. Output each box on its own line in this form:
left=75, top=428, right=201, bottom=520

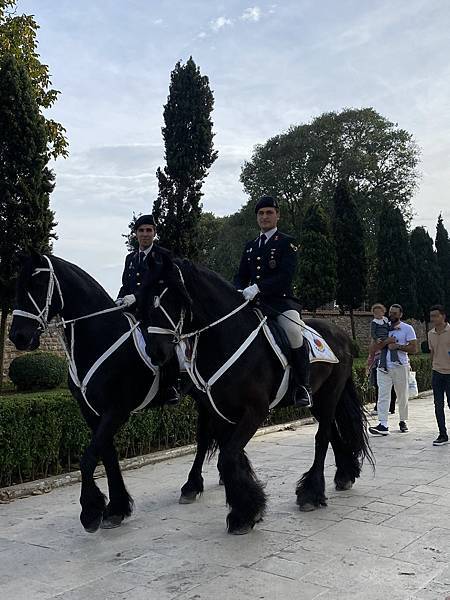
left=301, top=323, right=339, bottom=364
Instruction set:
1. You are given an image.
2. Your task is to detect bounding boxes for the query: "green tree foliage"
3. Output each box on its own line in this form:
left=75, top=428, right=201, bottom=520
left=240, top=108, right=419, bottom=248
left=0, top=54, right=56, bottom=389
left=375, top=203, right=417, bottom=318
left=297, top=204, right=336, bottom=313
left=410, top=226, right=444, bottom=327
left=0, top=0, right=68, bottom=158
left=153, top=57, right=217, bottom=259
left=333, top=180, right=367, bottom=338
left=435, top=214, right=450, bottom=312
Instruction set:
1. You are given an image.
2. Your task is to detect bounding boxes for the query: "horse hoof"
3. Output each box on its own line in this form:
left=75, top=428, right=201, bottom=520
left=100, top=515, right=123, bottom=529
left=298, top=502, right=317, bottom=512
left=336, top=481, right=353, bottom=491
left=229, top=524, right=253, bottom=535
left=179, top=493, right=197, bottom=504
left=83, top=515, right=102, bottom=533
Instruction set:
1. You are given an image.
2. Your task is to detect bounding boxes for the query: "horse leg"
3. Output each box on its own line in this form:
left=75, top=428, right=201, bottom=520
left=180, top=402, right=210, bottom=504
left=330, top=422, right=358, bottom=491
left=296, top=378, right=344, bottom=512
left=79, top=411, right=126, bottom=532
left=217, top=408, right=268, bottom=535
left=101, top=439, right=134, bottom=528
left=332, top=377, right=374, bottom=491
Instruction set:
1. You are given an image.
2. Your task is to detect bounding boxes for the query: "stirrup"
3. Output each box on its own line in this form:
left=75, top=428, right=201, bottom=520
left=294, top=385, right=312, bottom=408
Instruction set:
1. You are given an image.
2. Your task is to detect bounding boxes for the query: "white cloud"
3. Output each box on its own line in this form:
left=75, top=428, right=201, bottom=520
left=210, top=16, right=233, bottom=32
left=153, top=18, right=163, bottom=25
left=240, top=6, right=261, bottom=22
left=197, top=31, right=207, bottom=39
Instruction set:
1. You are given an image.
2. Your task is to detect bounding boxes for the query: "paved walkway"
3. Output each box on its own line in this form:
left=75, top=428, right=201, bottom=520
left=1, top=394, right=450, bottom=600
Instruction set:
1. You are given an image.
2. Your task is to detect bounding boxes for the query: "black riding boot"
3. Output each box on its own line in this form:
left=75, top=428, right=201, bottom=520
left=291, top=344, right=313, bottom=408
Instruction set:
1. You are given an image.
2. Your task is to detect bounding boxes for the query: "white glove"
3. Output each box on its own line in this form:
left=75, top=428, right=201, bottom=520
left=122, top=294, right=136, bottom=307
left=242, top=284, right=260, bottom=301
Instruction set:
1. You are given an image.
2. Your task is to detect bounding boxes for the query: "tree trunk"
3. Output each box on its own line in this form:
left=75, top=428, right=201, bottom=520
left=350, top=307, right=356, bottom=340
left=0, top=305, right=9, bottom=393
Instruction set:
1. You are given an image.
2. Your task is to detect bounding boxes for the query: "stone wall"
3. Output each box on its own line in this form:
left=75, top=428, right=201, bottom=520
left=2, top=312, right=428, bottom=380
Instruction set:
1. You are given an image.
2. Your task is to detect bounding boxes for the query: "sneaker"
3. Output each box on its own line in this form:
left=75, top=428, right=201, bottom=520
left=399, top=421, right=408, bottom=433
left=369, top=424, right=389, bottom=436
left=433, top=434, right=449, bottom=446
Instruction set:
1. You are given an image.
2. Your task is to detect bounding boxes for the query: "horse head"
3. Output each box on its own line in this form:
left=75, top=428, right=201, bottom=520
left=140, top=252, right=192, bottom=367
left=9, top=252, right=63, bottom=351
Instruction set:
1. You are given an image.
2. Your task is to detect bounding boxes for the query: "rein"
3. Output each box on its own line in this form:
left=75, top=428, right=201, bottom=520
left=12, top=256, right=143, bottom=417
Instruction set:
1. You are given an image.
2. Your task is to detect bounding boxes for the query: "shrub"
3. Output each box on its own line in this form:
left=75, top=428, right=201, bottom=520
left=8, top=352, right=67, bottom=391
left=350, top=339, right=361, bottom=358
left=421, top=340, right=430, bottom=354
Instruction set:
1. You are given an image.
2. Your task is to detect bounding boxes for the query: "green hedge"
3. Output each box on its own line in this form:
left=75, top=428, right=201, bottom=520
left=9, top=351, right=67, bottom=391
left=0, top=354, right=432, bottom=488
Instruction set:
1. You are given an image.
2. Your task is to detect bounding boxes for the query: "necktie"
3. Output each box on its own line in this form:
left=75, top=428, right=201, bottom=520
left=259, top=233, right=267, bottom=248
left=139, top=251, right=145, bottom=266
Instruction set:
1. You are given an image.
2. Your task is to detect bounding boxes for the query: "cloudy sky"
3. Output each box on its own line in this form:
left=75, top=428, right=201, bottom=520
left=18, top=0, right=450, bottom=295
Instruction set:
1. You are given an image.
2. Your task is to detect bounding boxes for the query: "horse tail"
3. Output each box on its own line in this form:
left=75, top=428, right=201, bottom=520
left=335, top=376, right=375, bottom=472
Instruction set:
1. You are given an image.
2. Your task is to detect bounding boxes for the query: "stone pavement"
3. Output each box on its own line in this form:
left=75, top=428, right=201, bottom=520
left=1, top=394, right=450, bottom=600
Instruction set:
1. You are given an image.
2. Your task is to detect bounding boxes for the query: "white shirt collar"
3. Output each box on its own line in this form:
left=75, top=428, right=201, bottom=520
left=138, top=244, right=153, bottom=256
left=260, top=228, right=278, bottom=241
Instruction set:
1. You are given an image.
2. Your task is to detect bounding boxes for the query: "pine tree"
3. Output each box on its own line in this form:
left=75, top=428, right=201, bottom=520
left=0, top=53, right=56, bottom=389
left=375, top=203, right=417, bottom=318
left=153, top=57, right=217, bottom=259
left=410, top=226, right=444, bottom=330
left=333, top=180, right=367, bottom=339
left=436, top=214, right=450, bottom=313
left=297, top=204, right=337, bottom=314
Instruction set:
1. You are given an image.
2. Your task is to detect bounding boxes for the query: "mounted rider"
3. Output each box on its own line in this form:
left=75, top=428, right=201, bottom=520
left=234, top=195, right=312, bottom=408
left=116, top=214, right=179, bottom=404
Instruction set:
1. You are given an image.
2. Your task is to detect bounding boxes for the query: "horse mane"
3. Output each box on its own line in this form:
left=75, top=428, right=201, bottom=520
left=50, top=255, right=114, bottom=304
left=175, top=258, right=242, bottom=303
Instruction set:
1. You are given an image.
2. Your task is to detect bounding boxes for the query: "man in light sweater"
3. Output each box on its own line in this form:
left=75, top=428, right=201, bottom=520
left=428, top=305, right=450, bottom=446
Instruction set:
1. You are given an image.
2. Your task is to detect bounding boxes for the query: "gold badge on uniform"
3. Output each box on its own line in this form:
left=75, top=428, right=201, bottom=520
left=269, top=259, right=277, bottom=269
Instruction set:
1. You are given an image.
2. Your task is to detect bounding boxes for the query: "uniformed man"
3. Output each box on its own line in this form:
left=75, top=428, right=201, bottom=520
left=116, top=214, right=179, bottom=404
left=234, top=196, right=312, bottom=407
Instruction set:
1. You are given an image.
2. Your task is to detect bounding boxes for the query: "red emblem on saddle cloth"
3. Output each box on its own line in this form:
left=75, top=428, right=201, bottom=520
left=313, top=338, right=325, bottom=352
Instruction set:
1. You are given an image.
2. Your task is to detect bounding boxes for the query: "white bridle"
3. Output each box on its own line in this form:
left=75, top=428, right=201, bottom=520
left=12, top=255, right=64, bottom=330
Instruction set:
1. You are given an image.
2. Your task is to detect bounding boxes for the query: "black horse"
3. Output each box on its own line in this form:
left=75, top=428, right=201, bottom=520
left=140, top=254, right=374, bottom=534
left=9, top=253, right=163, bottom=533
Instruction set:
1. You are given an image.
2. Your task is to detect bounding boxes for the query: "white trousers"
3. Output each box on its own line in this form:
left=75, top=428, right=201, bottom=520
left=377, top=365, right=409, bottom=427
left=276, top=310, right=304, bottom=349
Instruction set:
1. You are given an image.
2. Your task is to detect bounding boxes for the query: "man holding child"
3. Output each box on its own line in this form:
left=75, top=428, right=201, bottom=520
left=369, top=304, right=418, bottom=436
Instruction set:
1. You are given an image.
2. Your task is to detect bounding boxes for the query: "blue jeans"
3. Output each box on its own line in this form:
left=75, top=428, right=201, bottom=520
left=432, top=370, right=450, bottom=435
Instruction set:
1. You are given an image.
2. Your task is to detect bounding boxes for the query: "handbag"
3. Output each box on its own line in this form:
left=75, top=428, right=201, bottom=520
left=408, top=369, right=419, bottom=398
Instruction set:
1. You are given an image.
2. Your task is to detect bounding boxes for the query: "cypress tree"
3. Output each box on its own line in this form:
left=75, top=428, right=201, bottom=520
left=410, top=226, right=444, bottom=330
left=375, top=203, right=417, bottom=318
left=297, top=204, right=337, bottom=314
left=436, top=214, right=450, bottom=313
left=0, top=53, right=55, bottom=389
left=333, top=180, right=367, bottom=339
left=153, top=57, right=217, bottom=259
